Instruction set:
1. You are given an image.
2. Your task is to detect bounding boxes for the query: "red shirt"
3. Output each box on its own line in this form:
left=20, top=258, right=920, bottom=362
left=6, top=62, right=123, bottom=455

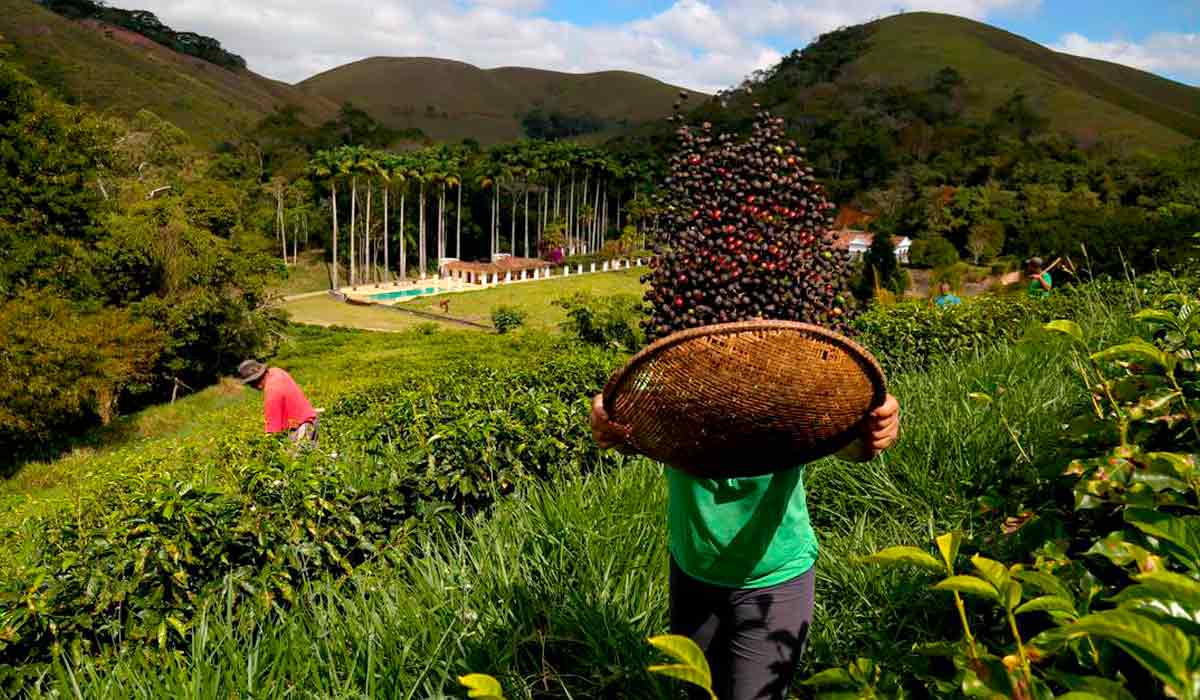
left=261, top=368, right=316, bottom=433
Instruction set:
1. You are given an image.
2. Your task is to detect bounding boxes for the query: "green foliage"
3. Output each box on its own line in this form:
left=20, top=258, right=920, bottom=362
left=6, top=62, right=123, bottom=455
left=646, top=635, right=717, bottom=700
left=809, top=288, right=1200, bottom=699
left=0, top=62, right=112, bottom=300
left=0, top=343, right=626, bottom=669
left=851, top=275, right=1189, bottom=373
left=490, top=305, right=526, bottom=334
left=910, top=236, right=959, bottom=269
left=521, top=108, right=613, bottom=140
left=0, top=60, right=282, bottom=461
left=0, top=293, right=163, bottom=468
left=855, top=234, right=907, bottom=300
left=554, top=292, right=646, bottom=351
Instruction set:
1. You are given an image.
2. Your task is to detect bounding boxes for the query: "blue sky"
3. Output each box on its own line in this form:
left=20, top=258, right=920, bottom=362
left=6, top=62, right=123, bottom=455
left=136, top=0, right=1199, bottom=90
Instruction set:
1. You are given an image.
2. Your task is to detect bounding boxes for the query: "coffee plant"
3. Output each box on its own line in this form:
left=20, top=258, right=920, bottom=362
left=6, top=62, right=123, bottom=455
left=0, top=343, right=626, bottom=678
left=642, top=102, right=853, bottom=341
left=490, top=306, right=526, bottom=334
left=807, top=291, right=1200, bottom=699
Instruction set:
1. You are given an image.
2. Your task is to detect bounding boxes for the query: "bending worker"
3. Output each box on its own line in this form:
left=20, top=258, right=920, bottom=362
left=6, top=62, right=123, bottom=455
left=238, top=359, right=318, bottom=444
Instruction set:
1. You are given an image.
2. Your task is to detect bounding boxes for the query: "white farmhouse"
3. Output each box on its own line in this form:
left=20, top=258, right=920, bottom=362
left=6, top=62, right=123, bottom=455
left=829, top=229, right=911, bottom=263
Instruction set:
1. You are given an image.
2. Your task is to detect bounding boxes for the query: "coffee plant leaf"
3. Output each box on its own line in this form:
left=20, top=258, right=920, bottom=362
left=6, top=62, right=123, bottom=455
left=936, top=532, right=963, bottom=573
left=1015, top=571, right=1075, bottom=604
left=1043, top=320, right=1084, bottom=343
left=458, top=673, right=506, bottom=699
left=970, top=555, right=1012, bottom=592
left=1123, top=509, right=1200, bottom=566
left=1090, top=339, right=1170, bottom=371
left=1044, top=672, right=1138, bottom=700
left=647, top=634, right=715, bottom=699
left=801, top=667, right=855, bottom=687
left=1086, top=531, right=1165, bottom=573
left=934, top=576, right=1000, bottom=603
left=1015, top=595, right=1077, bottom=618
left=862, top=546, right=944, bottom=573
left=1054, top=610, right=1194, bottom=695
left=1110, top=571, right=1200, bottom=617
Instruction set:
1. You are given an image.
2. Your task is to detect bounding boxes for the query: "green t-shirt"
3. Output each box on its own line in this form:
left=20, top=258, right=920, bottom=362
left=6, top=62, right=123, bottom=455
left=1028, top=272, right=1052, bottom=299
left=667, top=466, right=817, bottom=589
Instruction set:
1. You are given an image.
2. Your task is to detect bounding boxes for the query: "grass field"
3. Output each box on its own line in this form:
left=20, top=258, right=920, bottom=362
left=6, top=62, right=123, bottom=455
left=280, top=267, right=646, bottom=332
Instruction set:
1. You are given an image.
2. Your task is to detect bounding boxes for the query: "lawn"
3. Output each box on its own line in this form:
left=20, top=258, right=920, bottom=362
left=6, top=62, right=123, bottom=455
left=280, top=267, right=646, bottom=332
left=270, top=250, right=347, bottom=298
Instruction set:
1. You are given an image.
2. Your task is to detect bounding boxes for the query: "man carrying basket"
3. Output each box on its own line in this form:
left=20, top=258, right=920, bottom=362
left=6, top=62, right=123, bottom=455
left=590, top=392, right=900, bottom=700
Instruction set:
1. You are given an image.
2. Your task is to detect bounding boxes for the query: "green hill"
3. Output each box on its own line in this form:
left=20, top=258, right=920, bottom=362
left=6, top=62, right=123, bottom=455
left=0, top=0, right=338, bottom=144
left=845, top=12, right=1199, bottom=149
left=298, top=57, right=706, bottom=145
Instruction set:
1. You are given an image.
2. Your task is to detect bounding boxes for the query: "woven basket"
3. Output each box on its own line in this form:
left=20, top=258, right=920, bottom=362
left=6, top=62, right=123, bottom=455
left=602, top=321, right=887, bottom=478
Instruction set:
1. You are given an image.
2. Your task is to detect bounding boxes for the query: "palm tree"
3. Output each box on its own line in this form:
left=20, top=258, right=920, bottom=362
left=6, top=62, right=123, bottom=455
left=308, top=150, right=341, bottom=288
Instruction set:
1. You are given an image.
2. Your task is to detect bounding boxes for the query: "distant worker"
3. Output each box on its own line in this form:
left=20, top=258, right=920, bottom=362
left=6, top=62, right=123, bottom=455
left=1026, top=257, right=1053, bottom=299
left=934, top=281, right=961, bottom=307
left=238, top=359, right=318, bottom=444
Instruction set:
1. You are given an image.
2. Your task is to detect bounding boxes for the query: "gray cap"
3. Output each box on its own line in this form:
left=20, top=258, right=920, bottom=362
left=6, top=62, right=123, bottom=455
left=237, top=359, right=268, bottom=384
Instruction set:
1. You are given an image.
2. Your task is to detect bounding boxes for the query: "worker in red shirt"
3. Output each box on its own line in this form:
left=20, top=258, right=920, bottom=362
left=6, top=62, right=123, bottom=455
left=237, top=360, right=318, bottom=444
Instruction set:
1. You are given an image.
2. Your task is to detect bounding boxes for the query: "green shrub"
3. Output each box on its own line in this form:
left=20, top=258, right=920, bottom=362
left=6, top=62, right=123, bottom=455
left=810, top=289, right=1200, bottom=699
left=852, top=275, right=1192, bottom=373
left=0, top=293, right=164, bottom=469
left=0, top=344, right=627, bottom=668
left=553, top=292, right=646, bottom=351
left=490, top=305, right=527, bottom=334
left=912, top=236, right=959, bottom=269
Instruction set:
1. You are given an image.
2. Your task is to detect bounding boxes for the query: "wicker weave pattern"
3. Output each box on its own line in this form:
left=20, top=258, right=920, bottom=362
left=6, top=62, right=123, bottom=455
left=603, top=321, right=887, bottom=478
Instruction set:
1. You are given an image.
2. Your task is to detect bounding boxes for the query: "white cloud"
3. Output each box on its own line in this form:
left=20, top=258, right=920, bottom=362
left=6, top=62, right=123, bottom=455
left=125, top=0, right=1045, bottom=92
left=1053, top=32, right=1200, bottom=84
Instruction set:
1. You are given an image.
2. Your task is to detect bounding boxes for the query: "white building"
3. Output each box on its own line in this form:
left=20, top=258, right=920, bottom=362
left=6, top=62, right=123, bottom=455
left=830, top=229, right=911, bottom=263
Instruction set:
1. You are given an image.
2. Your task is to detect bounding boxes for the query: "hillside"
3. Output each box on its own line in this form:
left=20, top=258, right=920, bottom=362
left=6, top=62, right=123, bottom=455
left=298, top=57, right=706, bottom=144
left=846, top=12, right=1199, bottom=149
left=0, top=0, right=337, bottom=143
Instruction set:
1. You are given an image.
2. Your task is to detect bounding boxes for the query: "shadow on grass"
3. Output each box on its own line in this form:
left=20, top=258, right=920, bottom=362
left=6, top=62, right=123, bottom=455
left=459, top=581, right=676, bottom=700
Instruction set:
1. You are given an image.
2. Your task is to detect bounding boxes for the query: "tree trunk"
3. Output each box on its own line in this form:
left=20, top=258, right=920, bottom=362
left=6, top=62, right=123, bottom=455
left=568, top=172, right=575, bottom=255
left=554, top=178, right=561, bottom=222
left=418, top=181, right=426, bottom=279
left=400, top=189, right=407, bottom=281
left=331, top=181, right=339, bottom=289
left=364, top=183, right=373, bottom=283
left=383, top=185, right=389, bottom=282
left=274, top=185, right=286, bottom=263
left=456, top=182, right=462, bottom=259
left=350, top=177, right=357, bottom=286
left=580, top=174, right=589, bottom=253
left=510, top=185, right=517, bottom=255
left=438, top=183, right=446, bottom=272
left=523, top=185, right=529, bottom=258
left=491, top=184, right=498, bottom=259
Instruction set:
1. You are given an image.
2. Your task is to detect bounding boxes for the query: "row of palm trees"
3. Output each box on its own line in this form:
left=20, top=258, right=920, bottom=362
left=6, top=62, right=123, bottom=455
left=308, top=141, right=657, bottom=288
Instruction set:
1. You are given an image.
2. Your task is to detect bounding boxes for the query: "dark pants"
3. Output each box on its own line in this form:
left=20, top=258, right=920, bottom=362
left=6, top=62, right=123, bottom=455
left=669, top=559, right=815, bottom=700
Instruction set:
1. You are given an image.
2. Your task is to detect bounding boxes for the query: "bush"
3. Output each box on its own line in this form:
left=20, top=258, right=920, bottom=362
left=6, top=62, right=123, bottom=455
left=554, top=292, right=646, bottom=351
left=490, top=305, right=526, bottom=334
left=911, top=236, right=958, bottom=269
left=852, top=276, right=1191, bottom=373
left=0, top=345, right=627, bottom=668
left=0, top=293, right=164, bottom=468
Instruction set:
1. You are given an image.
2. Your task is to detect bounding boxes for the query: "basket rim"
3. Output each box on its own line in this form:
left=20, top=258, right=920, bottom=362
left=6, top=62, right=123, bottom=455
left=603, top=319, right=888, bottom=417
